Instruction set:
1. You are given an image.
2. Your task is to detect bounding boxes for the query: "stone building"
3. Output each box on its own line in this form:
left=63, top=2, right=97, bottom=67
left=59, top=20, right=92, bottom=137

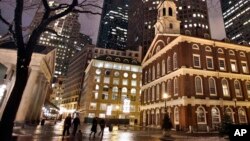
left=0, top=41, right=55, bottom=124
left=140, top=0, right=250, bottom=132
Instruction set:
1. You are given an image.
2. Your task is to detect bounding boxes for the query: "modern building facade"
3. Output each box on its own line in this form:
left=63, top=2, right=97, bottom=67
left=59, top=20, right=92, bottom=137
left=141, top=0, right=250, bottom=132
left=221, top=0, right=250, bottom=45
left=79, top=55, right=142, bottom=125
left=0, top=41, right=55, bottom=124
left=97, top=0, right=129, bottom=50
left=128, top=0, right=210, bottom=57
left=30, top=2, right=88, bottom=77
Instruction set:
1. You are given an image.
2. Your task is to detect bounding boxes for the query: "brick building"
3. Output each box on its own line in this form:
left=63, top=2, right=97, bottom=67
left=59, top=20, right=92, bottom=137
left=140, top=0, right=250, bottom=132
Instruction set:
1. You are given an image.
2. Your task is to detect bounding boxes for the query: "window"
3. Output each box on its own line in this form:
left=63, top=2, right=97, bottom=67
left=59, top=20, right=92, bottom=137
left=112, top=87, right=118, bottom=92
left=152, top=86, right=155, bottom=101
left=157, top=63, right=160, bottom=78
left=152, top=66, right=155, bottom=80
left=102, top=93, right=108, bottom=100
left=168, top=7, right=173, bottom=16
left=196, top=106, right=206, bottom=124
left=174, top=107, right=179, bottom=124
left=112, top=93, right=118, bottom=100
left=148, top=69, right=151, bottom=82
left=205, top=46, right=212, bottom=52
left=122, top=79, right=128, bottom=85
left=193, top=55, right=201, bottom=68
left=167, top=57, right=171, bottom=72
left=230, top=60, right=237, bottom=72
left=238, top=108, right=248, bottom=124
left=169, top=23, right=173, bottom=29
left=96, top=69, right=101, bottom=75
left=131, top=80, right=137, bottom=86
left=173, top=53, right=177, bottom=69
left=222, top=79, right=230, bottom=96
left=218, top=58, right=226, bottom=71
left=174, top=78, right=178, bottom=95
left=217, top=48, right=224, bottom=54
left=131, top=88, right=136, bottom=94
left=162, top=60, right=166, bottom=75
left=225, top=108, right=234, bottom=123
left=122, top=87, right=127, bottom=93
left=162, top=82, right=165, bottom=99
left=114, top=71, right=120, bottom=76
left=113, top=78, right=119, bottom=85
left=246, top=81, right=250, bottom=97
left=93, top=92, right=98, bottom=99
left=234, top=80, right=242, bottom=97
left=206, top=56, right=214, bottom=69
left=95, top=84, right=99, bottom=90
left=209, top=77, right=217, bottom=95
left=144, top=71, right=147, bottom=83
left=89, top=103, right=97, bottom=110
left=147, top=89, right=150, bottom=102
left=104, top=77, right=110, bottom=83
left=132, top=73, right=137, bottom=79
left=100, top=103, right=107, bottom=111
left=95, top=76, right=100, bottom=83
left=156, top=85, right=160, bottom=100
left=229, top=50, right=235, bottom=55
left=241, top=61, right=249, bottom=73
left=105, top=70, right=111, bottom=75
left=144, top=91, right=147, bottom=103
left=240, top=52, right=246, bottom=57
left=123, top=72, right=128, bottom=78
left=163, top=8, right=166, bottom=16
left=211, top=107, right=221, bottom=124
left=192, top=44, right=199, bottom=50
left=167, top=80, right=171, bottom=95
left=195, top=76, right=203, bottom=95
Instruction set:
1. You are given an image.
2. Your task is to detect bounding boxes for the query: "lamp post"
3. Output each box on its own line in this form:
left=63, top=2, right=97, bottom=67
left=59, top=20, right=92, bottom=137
left=162, top=93, right=169, bottom=113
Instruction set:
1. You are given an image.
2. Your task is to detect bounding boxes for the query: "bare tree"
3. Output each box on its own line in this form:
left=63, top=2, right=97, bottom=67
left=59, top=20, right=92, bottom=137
left=0, top=0, right=101, bottom=140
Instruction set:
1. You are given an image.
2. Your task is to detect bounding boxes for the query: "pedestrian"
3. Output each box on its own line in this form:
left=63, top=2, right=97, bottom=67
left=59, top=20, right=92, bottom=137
left=77, top=130, right=82, bottom=141
left=72, top=114, right=80, bottom=136
left=98, top=118, right=106, bottom=136
left=89, top=117, right=98, bottom=138
left=63, top=114, right=72, bottom=136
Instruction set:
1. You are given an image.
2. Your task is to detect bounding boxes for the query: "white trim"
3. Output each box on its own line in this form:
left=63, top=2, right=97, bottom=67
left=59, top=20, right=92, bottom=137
left=206, top=56, right=214, bottom=69
left=195, top=76, right=203, bottom=95
left=193, top=54, right=201, bottom=68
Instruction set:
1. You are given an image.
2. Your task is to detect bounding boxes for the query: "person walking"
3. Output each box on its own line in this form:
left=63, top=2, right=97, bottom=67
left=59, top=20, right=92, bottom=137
left=98, top=119, right=106, bottom=137
left=72, top=114, right=81, bottom=136
left=63, top=114, right=72, bottom=136
left=89, top=117, right=98, bottom=138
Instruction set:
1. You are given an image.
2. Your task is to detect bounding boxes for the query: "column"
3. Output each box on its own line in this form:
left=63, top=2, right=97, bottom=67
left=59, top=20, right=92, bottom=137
left=15, top=69, right=40, bottom=124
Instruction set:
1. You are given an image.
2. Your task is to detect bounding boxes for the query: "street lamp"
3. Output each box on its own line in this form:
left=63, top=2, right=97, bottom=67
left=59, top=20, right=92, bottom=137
left=162, top=93, right=169, bottom=113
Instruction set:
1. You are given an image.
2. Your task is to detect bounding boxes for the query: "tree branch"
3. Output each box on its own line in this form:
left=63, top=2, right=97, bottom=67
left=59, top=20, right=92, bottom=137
left=0, top=14, right=11, bottom=26
left=42, top=0, right=50, bottom=11
left=79, top=3, right=102, bottom=9
left=72, top=9, right=101, bottom=15
left=44, top=28, right=63, bottom=38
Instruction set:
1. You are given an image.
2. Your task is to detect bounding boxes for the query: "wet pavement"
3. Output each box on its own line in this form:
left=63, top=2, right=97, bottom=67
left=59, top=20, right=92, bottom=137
left=12, top=120, right=228, bottom=141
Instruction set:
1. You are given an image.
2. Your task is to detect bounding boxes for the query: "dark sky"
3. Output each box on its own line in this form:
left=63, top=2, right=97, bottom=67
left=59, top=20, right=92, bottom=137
left=0, top=0, right=226, bottom=44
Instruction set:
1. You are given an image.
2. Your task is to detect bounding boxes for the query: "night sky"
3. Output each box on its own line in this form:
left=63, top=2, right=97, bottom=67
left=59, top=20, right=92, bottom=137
left=0, top=0, right=226, bottom=44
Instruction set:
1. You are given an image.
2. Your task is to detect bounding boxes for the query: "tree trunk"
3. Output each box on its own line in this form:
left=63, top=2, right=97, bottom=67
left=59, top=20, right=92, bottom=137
left=0, top=57, right=29, bottom=141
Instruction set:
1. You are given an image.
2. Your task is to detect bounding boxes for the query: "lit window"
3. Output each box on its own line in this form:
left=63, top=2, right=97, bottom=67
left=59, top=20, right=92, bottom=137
left=222, top=79, right=230, bottom=96
left=234, top=80, right=242, bottom=97
left=193, top=55, right=201, bottom=68
left=131, top=88, right=136, bottom=94
left=173, top=53, right=177, bottom=69
left=132, top=74, right=137, bottom=79
left=211, top=107, right=221, bottom=124
left=162, top=60, right=166, bottom=75
left=225, top=108, right=234, bottom=122
left=209, top=77, right=217, bottom=95
left=123, top=79, right=128, bottom=85
left=152, top=66, right=155, bottom=80
left=157, top=63, right=160, bottom=78
left=156, top=84, right=160, bottom=100
left=89, top=102, right=97, bottom=110
left=104, top=77, right=110, bottom=83
left=131, top=80, right=137, bottom=86
left=123, top=72, right=128, bottom=78
left=230, top=60, right=237, bottom=72
left=218, top=58, right=226, bottom=71
left=152, top=86, right=155, bottom=101
left=113, top=78, right=119, bottom=85
left=174, top=78, right=178, bottom=95
left=122, top=87, right=127, bottom=93
left=96, top=69, right=101, bottom=75
left=206, top=57, right=214, bottom=69
left=167, top=57, right=171, bottom=72
left=114, top=71, right=120, bottom=77
left=174, top=107, right=179, bottom=124
left=195, top=76, right=203, bottom=94
left=238, top=108, right=248, bottom=124
left=241, top=61, right=249, bottom=73
left=246, top=82, right=250, bottom=98
left=100, top=103, right=107, bottom=110
left=197, top=106, right=206, bottom=124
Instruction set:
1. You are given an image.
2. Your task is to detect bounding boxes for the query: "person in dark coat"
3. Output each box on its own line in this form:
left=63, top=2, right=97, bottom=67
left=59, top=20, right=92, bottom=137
left=98, top=119, right=106, bottom=136
left=72, top=115, right=81, bottom=136
left=63, top=114, right=72, bottom=136
left=89, top=117, right=98, bottom=138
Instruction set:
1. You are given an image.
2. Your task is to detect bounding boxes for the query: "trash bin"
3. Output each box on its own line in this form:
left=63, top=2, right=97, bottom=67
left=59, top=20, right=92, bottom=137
left=41, top=119, right=45, bottom=125
left=109, top=124, right=113, bottom=132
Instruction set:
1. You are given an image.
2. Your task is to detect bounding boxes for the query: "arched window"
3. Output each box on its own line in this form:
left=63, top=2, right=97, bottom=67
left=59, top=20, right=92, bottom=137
left=145, top=71, right=148, bottom=84
left=162, top=82, right=165, bottom=99
left=196, top=106, right=206, bottom=124
left=95, top=84, right=99, bottom=90
left=246, top=81, right=250, bottom=97
left=195, top=76, right=203, bottom=94
left=174, top=107, right=179, bottom=124
left=152, top=66, right=155, bottom=80
left=174, top=77, right=178, bottom=95
left=122, top=87, right=127, bottom=93
left=152, top=86, right=155, bottom=101
left=169, top=23, right=173, bottom=29
left=222, top=79, right=230, bottom=96
left=240, top=52, right=246, bottom=57
left=147, top=89, right=150, bottom=102
left=234, top=80, right=242, bottom=97
left=209, top=77, right=217, bottom=95
left=229, top=50, right=235, bottom=55
left=156, top=84, right=160, bottom=100
left=156, top=46, right=161, bottom=53
left=167, top=80, right=171, bottom=95
left=112, top=86, right=118, bottom=92
left=157, top=63, right=160, bottom=78
left=192, top=44, right=199, bottom=50
left=131, top=88, right=136, bottom=94
left=167, top=57, right=171, bottom=73
left=225, top=107, right=234, bottom=123
left=205, top=46, right=212, bottom=52
left=173, top=53, right=177, bottom=69
left=211, top=107, right=221, bottom=124
left=238, top=108, right=248, bottom=124
left=162, top=60, right=165, bottom=76
left=217, top=48, right=224, bottom=54
left=144, top=90, right=147, bottom=103
left=148, top=68, right=151, bottom=82
left=168, top=7, right=173, bottom=16
left=163, top=8, right=166, bottom=16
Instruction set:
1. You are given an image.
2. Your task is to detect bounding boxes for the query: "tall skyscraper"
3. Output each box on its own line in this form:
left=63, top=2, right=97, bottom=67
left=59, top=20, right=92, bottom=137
left=97, top=0, right=128, bottom=50
left=128, top=0, right=211, bottom=56
left=221, top=0, right=250, bottom=45
left=30, top=2, right=89, bottom=77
